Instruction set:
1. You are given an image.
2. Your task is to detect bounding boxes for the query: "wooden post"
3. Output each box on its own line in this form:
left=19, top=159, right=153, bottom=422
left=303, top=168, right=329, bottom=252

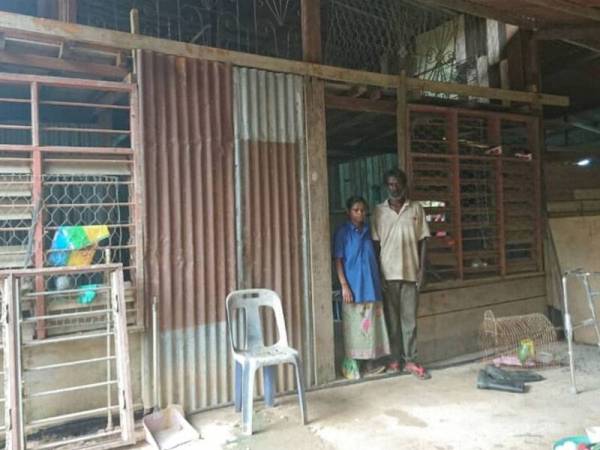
left=488, top=117, right=506, bottom=276
left=523, top=31, right=544, bottom=271
left=130, top=8, right=140, bottom=35
left=130, top=9, right=140, bottom=76
left=57, top=0, right=77, bottom=23
left=3, top=275, right=25, bottom=450
left=397, top=70, right=408, bottom=171
left=447, top=110, right=464, bottom=280
left=529, top=117, right=544, bottom=272
left=304, top=77, right=335, bottom=384
left=301, top=0, right=321, bottom=63
left=302, top=0, right=334, bottom=384
left=31, top=81, right=47, bottom=339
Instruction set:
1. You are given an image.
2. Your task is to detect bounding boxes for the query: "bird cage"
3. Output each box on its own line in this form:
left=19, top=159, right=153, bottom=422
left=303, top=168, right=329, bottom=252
left=479, top=309, right=559, bottom=368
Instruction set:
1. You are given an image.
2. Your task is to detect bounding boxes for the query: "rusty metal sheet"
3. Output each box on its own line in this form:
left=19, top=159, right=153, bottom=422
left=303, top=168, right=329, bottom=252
left=139, top=51, right=236, bottom=410
left=233, top=67, right=313, bottom=391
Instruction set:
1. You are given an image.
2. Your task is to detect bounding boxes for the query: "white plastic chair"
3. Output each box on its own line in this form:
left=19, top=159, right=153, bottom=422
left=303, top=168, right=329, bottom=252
left=225, top=289, right=307, bottom=435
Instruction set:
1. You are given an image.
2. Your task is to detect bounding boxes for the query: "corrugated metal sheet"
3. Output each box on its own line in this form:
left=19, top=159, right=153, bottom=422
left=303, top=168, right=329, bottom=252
left=233, top=68, right=313, bottom=391
left=139, top=51, right=236, bottom=411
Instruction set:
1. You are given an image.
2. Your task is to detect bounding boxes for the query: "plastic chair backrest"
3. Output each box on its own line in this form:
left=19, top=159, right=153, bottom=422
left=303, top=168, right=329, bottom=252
left=226, top=289, right=289, bottom=353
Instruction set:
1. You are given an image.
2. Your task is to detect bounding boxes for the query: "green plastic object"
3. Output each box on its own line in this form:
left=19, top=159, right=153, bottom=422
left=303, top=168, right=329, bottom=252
left=78, top=284, right=98, bottom=305
left=553, top=435, right=591, bottom=450
left=341, top=357, right=360, bottom=380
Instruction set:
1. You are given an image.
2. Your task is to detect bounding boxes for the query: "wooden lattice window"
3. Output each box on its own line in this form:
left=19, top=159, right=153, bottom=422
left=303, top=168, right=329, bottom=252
left=407, top=105, right=541, bottom=283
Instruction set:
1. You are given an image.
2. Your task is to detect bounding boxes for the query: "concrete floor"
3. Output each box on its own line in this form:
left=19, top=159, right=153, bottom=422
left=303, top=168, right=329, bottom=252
left=138, top=343, right=600, bottom=450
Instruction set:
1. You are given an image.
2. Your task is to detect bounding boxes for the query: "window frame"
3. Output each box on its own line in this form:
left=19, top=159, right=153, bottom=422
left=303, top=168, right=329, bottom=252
left=407, top=104, right=542, bottom=284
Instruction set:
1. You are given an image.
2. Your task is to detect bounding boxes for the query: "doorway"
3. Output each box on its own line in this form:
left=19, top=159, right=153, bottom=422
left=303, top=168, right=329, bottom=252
left=325, top=87, right=398, bottom=377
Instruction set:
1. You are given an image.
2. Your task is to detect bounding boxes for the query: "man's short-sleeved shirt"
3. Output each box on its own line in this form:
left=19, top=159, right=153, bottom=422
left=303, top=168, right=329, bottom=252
left=371, top=200, right=430, bottom=282
left=333, top=222, right=382, bottom=303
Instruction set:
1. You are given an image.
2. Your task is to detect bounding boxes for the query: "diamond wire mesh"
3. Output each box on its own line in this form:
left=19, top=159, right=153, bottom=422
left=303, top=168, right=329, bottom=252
left=0, top=170, right=137, bottom=337
left=323, top=0, right=471, bottom=80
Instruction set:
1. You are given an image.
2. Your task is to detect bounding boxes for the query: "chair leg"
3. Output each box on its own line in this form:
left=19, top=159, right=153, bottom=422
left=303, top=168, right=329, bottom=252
left=264, top=366, right=276, bottom=407
left=242, top=361, right=256, bottom=435
left=293, top=358, right=307, bottom=425
left=234, top=361, right=243, bottom=413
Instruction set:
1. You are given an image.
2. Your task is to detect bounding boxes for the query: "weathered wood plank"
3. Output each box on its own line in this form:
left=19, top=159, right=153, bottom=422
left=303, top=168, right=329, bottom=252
left=407, top=77, right=568, bottom=107
left=305, top=77, right=335, bottom=384
left=419, top=273, right=546, bottom=316
left=301, top=0, right=321, bottom=63
left=524, top=0, right=600, bottom=23
left=397, top=71, right=408, bottom=170
left=0, top=49, right=127, bottom=79
left=325, top=94, right=396, bottom=115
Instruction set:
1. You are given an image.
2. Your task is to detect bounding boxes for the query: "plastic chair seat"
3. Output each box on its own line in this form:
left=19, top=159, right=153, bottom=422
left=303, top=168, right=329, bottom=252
left=226, top=289, right=307, bottom=435
left=234, top=345, right=299, bottom=363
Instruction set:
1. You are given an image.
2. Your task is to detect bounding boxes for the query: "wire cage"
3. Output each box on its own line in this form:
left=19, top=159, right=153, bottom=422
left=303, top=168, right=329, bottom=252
left=479, top=309, right=560, bottom=368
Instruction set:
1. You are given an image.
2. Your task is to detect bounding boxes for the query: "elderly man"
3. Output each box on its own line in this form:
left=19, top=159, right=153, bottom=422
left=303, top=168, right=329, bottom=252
left=371, top=168, right=431, bottom=379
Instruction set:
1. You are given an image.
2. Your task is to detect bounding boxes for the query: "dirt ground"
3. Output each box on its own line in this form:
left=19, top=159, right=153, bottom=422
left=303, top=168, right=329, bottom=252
left=137, top=343, right=600, bottom=450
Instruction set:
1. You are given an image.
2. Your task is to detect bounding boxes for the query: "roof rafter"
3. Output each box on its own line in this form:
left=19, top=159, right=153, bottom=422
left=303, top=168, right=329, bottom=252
left=415, top=0, right=536, bottom=28
left=523, top=0, right=600, bottom=23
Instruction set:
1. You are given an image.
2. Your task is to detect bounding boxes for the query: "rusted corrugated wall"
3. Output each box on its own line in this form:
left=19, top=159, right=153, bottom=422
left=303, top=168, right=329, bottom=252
left=233, top=68, right=312, bottom=391
left=139, top=51, right=236, bottom=411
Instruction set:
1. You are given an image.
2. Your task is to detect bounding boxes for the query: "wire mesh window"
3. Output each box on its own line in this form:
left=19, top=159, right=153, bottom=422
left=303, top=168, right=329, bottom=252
left=77, top=0, right=303, bottom=60
left=0, top=76, right=142, bottom=339
left=408, top=106, right=541, bottom=283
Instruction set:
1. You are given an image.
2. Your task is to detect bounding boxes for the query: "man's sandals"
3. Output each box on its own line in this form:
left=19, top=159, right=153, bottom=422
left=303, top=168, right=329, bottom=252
left=403, top=362, right=431, bottom=380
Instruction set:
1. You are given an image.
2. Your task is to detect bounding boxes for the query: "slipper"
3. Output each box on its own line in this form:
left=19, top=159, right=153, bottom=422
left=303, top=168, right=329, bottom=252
left=404, top=363, right=431, bottom=380
left=386, top=361, right=401, bottom=373
left=365, top=364, right=386, bottom=376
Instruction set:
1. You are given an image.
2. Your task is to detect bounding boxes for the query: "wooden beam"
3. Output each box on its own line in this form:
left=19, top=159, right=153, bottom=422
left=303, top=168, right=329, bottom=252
left=545, top=148, right=600, bottom=162
left=301, top=0, right=321, bottom=63
left=57, top=0, right=77, bottom=23
left=407, top=77, right=568, bottom=107
left=325, top=94, right=395, bottom=115
left=0, top=49, right=128, bottom=78
left=397, top=71, right=408, bottom=170
left=0, top=12, right=570, bottom=106
left=305, top=77, right=335, bottom=385
left=536, top=26, right=600, bottom=41
left=416, top=0, right=535, bottom=28
left=524, top=0, right=600, bottom=23
left=562, top=39, right=600, bottom=55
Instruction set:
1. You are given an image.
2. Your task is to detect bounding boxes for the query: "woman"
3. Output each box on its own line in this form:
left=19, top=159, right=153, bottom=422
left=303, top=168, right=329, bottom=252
left=333, top=196, right=390, bottom=379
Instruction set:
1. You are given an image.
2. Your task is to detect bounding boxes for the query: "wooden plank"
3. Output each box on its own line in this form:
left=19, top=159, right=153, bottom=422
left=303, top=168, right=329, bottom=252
left=325, top=94, right=396, bottom=115
left=574, top=189, right=600, bottom=200
left=447, top=110, right=463, bottom=279
left=57, top=0, right=77, bottom=23
left=3, top=275, right=26, bottom=449
left=110, top=268, right=136, bottom=444
left=535, top=26, right=600, bottom=41
left=418, top=295, right=546, bottom=363
left=0, top=12, right=570, bottom=106
left=305, top=77, right=335, bottom=384
left=397, top=71, right=408, bottom=170
left=407, top=77, right=568, bottom=107
left=0, top=49, right=127, bottom=78
left=416, top=0, right=534, bottom=28
left=0, top=71, right=133, bottom=91
left=301, top=0, right=321, bottom=63
left=419, top=273, right=545, bottom=316
left=499, top=59, right=510, bottom=107
left=524, top=0, right=600, bottom=22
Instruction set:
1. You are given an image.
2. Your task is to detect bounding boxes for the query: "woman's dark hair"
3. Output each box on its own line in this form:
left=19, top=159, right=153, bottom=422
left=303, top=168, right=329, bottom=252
left=383, top=168, right=407, bottom=186
left=346, top=195, right=368, bottom=211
